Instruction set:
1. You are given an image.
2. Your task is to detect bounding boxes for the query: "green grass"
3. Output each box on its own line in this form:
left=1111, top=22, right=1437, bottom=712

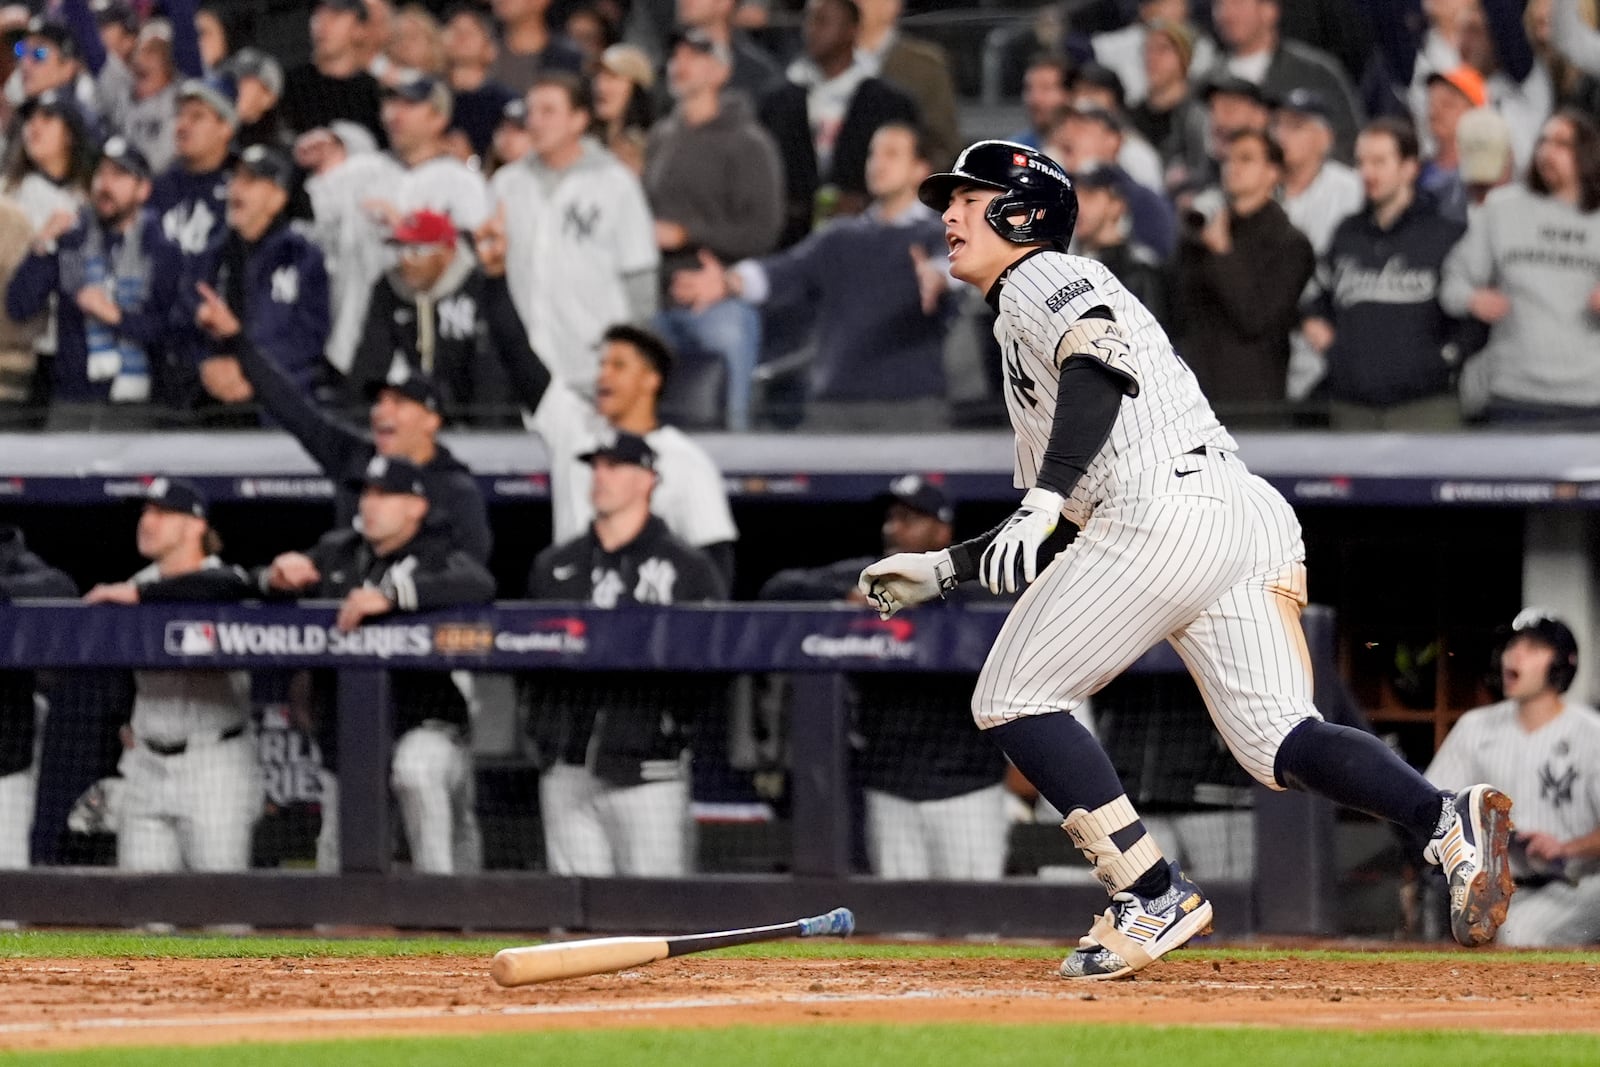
left=3, top=1024, right=1599, bottom=1067
left=3, top=930, right=1599, bottom=967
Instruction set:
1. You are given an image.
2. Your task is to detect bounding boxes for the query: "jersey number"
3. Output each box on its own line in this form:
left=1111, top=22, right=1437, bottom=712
left=1006, top=344, right=1039, bottom=410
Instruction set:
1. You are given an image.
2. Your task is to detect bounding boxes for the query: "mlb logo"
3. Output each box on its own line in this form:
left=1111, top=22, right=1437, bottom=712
left=164, top=621, right=217, bottom=656
left=1012, top=153, right=1028, bottom=166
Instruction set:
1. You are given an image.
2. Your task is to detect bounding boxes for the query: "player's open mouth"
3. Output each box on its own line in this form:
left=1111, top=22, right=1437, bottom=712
left=373, top=420, right=397, bottom=444
left=947, top=236, right=965, bottom=257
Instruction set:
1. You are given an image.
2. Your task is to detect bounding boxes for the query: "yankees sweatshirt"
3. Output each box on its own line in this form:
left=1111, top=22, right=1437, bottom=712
left=1439, top=185, right=1600, bottom=408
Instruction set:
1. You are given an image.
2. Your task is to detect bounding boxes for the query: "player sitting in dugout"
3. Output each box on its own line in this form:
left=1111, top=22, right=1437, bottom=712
left=760, top=475, right=1012, bottom=881
left=524, top=432, right=727, bottom=878
left=260, top=456, right=495, bottom=875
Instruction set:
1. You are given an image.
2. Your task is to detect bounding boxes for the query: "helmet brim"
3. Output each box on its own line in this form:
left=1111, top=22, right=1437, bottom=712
left=918, top=171, right=1008, bottom=212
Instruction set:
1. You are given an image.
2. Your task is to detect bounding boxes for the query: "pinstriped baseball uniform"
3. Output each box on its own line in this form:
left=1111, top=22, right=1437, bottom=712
left=1427, top=701, right=1600, bottom=945
left=972, top=251, right=1323, bottom=787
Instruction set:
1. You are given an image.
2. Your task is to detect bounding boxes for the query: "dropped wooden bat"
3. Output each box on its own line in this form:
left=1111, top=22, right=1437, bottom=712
left=490, top=906, right=856, bottom=987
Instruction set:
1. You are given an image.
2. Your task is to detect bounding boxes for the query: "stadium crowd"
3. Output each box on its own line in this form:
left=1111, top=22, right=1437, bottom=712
left=0, top=0, right=1598, bottom=432
left=0, top=0, right=1598, bottom=943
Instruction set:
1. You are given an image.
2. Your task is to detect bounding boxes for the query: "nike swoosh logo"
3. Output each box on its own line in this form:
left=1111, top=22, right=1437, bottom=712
left=552, top=565, right=576, bottom=580
left=1175, top=469, right=1199, bottom=479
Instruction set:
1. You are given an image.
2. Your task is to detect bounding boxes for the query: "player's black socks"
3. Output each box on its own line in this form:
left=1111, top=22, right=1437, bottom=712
left=988, top=712, right=1170, bottom=897
left=1273, top=719, right=1445, bottom=840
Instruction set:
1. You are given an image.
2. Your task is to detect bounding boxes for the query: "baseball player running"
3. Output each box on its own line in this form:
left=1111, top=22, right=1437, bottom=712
left=859, top=140, right=1515, bottom=978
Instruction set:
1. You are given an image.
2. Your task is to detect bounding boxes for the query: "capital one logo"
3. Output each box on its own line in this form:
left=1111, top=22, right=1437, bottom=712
left=800, top=617, right=917, bottom=660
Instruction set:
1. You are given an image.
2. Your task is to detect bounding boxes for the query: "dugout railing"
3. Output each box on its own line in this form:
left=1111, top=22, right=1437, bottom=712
left=0, top=602, right=1341, bottom=937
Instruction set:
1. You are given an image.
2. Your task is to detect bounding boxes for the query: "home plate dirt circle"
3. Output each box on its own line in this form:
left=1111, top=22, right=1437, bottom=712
left=1, top=955, right=1597, bottom=1051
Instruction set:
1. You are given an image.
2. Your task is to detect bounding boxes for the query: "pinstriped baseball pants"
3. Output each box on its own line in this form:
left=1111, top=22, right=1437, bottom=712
left=972, top=447, right=1320, bottom=787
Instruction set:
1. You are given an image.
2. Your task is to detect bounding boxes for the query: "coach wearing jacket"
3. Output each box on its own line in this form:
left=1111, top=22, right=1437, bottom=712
left=263, top=455, right=496, bottom=874
left=526, top=432, right=725, bottom=877
left=346, top=209, right=514, bottom=425
left=183, top=143, right=331, bottom=422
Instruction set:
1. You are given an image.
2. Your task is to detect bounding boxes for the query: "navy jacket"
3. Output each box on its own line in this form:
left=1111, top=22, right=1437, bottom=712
left=5, top=208, right=184, bottom=405
left=178, top=219, right=331, bottom=399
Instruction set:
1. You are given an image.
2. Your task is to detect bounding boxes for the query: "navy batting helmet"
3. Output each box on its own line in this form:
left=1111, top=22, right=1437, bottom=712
left=1508, top=607, right=1579, bottom=693
left=917, top=140, right=1078, bottom=250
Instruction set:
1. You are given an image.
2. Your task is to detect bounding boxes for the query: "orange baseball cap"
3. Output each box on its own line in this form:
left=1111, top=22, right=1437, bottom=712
left=1427, top=65, right=1488, bottom=108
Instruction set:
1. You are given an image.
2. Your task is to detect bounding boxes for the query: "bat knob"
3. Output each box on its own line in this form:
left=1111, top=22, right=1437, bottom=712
left=799, top=907, right=855, bottom=938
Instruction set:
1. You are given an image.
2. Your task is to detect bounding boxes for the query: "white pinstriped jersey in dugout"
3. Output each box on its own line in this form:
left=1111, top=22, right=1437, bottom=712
left=992, top=251, right=1235, bottom=527
left=1427, top=700, right=1600, bottom=878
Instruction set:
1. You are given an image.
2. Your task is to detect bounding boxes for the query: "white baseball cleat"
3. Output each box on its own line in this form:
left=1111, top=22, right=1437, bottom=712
left=1424, top=784, right=1516, bottom=947
left=1060, top=861, right=1213, bottom=980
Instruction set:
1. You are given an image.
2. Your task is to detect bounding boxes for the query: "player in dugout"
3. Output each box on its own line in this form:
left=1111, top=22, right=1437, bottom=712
left=199, top=283, right=491, bottom=564
left=525, top=432, right=726, bottom=877
left=760, top=474, right=1011, bottom=880
left=262, top=455, right=496, bottom=874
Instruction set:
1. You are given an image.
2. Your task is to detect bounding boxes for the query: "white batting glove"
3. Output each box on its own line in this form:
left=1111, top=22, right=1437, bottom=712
left=979, top=487, right=1063, bottom=595
left=858, top=550, right=958, bottom=620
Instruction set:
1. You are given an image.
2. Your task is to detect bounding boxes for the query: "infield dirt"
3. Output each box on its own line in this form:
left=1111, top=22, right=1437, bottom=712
left=1, top=953, right=1596, bottom=1051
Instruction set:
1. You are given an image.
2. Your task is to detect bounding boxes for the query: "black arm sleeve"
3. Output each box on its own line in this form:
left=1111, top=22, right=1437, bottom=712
left=1033, top=357, right=1126, bottom=499
left=483, top=275, right=553, bottom=413
left=236, top=336, right=366, bottom=476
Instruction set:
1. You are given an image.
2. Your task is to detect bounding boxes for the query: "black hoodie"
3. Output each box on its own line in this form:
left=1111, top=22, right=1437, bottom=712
left=1311, top=193, right=1467, bottom=407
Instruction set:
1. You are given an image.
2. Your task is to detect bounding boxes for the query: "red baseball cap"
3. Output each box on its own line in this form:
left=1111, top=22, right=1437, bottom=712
left=391, top=210, right=458, bottom=248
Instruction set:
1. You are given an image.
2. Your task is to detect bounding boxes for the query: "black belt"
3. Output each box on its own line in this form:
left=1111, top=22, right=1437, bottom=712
left=143, top=723, right=246, bottom=757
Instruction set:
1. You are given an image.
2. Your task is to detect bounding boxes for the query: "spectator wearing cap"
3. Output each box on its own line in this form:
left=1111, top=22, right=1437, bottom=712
left=264, top=454, right=496, bottom=874
left=1442, top=107, right=1600, bottom=425
left=855, top=0, right=960, bottom=168
left=1272, top=86, right=1362, bottom=403
left=473, top=220, right=738, bottom=577
left=645, top=26, right=782, bottom=432
left=180, top=144, right=332, bottom=421
left=2, top=90, right=94, bottom=230
left=489, top=96, right=532, bottom=172
left=674, top=0, right=783, bottom=104
left=1201, top=0, right=1362, bottom=161
left=1129, top=18, right=1210, bottom=195
left=226, top=48, right=292, bottom=153
left=371, top=73, right=490, bottom=231
left=1176, top=128, right=1315, bottom=423
left=1070, top=162, right=1172, bottom=331
left=1046, top=103, right=1175, bottom=258
left=591, top=43, right=656, bottom=176
left=487, top=0, right=583, bottom=97
left=346, top=209, right=517, bottom=423
left=1067, top=62, right=1165, bottom=194
left=1092, top=0, right=1217, bottom=108
left=116, top=11, right=207, bottom=176
left=1302, top=117, right=1467, bottom=431
left=757, top=0, right=918, bottom=248
left=1009, top=53, right=1070, bottom=150
left=92, top=0, right=138, bottom=66
left=7, top=137, right=186, bottom=425
left=671, top=121, right=956, bottom=430
left=526, top=431, right=727, bottom=878
left=441, top=6, right=516, bottom=161
left=1190, top=73, right=1271, bottom=198
left=1422, top=65, right=1488, bottom=223
left=757, top=474, right=1011, bottom=881
left=562, top=5, right=616, bottom=74
left=11, top=15, right=102, bottom=130
left=282, top=0, right=387, bottom=144
left=60, top=0, right=205, bottom=168
left=490, top=70, right=658, bottom=388
left=150, top=76, right=235, bottom=267
left=83, top=477, right=262, bottom=875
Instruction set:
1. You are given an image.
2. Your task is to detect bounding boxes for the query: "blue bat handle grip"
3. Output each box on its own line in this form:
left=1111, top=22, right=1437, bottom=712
left=798, top=907, right=855, bottom=938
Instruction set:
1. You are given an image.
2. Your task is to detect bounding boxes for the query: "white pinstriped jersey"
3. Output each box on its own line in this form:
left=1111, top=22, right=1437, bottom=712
left=1427, top=700, right=1600, bottom=876
left=994, top=251, right=1236, bottom=526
